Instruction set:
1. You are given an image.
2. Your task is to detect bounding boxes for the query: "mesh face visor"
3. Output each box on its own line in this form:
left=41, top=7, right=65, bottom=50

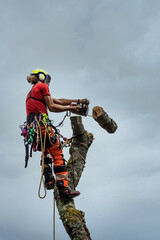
left=46, top=74, right=51, bottom=86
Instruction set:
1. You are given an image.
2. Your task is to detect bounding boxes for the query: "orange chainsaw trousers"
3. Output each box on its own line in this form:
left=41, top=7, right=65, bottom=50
left=40, top=126, right=68, bottom=188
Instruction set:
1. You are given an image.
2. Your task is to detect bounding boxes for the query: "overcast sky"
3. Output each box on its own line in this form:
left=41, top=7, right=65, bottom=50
left=0, top=0, right=160, bottom=239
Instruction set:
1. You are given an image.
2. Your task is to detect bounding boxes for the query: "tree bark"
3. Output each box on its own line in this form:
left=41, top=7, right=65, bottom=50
left=54, top=116, right=94, bottom=240
left=92, top=106, right=118, bottom=133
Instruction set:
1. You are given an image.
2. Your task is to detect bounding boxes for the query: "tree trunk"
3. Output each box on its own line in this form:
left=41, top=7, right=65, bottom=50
left=92, top=106, right=118, bottom=133
left=54, top=116, right=94, bottom=240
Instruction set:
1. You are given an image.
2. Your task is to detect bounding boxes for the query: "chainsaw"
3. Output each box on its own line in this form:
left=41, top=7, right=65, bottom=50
left=71, top=99, right=89, bottom=116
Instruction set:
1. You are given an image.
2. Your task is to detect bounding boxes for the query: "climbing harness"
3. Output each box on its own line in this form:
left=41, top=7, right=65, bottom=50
left=20, top=112, right=74, bottom=198
left=20, top=113, right=55, bottom=198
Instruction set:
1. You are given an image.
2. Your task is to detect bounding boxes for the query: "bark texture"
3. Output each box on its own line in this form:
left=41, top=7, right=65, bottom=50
left=54, top=116, right=94, bottom=240
left=92, top=106, right=118, bottom=133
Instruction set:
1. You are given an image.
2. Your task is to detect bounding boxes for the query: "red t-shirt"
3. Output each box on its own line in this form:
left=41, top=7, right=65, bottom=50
left=26, top=82, right=51, bottom=116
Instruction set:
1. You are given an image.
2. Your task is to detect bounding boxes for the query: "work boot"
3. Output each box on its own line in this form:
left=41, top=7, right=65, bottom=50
left=43, top=166, right=55, bottom=190
left=59, top=187, right=80, bottom=202
left=56, top=180, right=80, bottom=202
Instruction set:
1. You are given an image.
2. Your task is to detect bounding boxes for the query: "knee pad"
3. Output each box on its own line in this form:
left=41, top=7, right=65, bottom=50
left=44, top=166, right=55, bottom=189
left=40, top=156, right=52, bottom=167
left=54, top=165, right=67, bottom=174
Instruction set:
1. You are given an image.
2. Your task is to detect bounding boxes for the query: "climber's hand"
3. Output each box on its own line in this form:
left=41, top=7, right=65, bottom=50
left=70, top=105, right=82, bottom=115
left=80, top=98, right=90, bottom=105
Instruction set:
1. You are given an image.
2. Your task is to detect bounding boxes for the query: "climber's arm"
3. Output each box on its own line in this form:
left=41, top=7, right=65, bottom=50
left=44, top=95, right=81, bottom=113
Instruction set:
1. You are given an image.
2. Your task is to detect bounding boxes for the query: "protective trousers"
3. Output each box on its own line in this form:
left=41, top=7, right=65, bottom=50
left=40, top=126, right=68, bottom=188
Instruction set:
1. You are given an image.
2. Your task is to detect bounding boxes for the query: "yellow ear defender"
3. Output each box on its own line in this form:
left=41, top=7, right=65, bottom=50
left=38, top=73, right=46, bottom=81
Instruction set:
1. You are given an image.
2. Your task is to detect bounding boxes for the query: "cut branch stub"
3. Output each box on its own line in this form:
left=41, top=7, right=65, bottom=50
left=92, top=106, right=118, bottom=133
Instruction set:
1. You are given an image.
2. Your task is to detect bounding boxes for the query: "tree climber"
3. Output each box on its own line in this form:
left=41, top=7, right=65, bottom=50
left=25, top=68, right=89, bottom=200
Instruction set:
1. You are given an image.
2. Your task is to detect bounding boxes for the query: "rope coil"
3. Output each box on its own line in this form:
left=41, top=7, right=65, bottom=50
left=37, top=121, right=47, bottom=199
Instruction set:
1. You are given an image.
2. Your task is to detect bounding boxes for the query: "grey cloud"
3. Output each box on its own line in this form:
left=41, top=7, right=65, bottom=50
left=0, top=0, right=160, bottom=240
